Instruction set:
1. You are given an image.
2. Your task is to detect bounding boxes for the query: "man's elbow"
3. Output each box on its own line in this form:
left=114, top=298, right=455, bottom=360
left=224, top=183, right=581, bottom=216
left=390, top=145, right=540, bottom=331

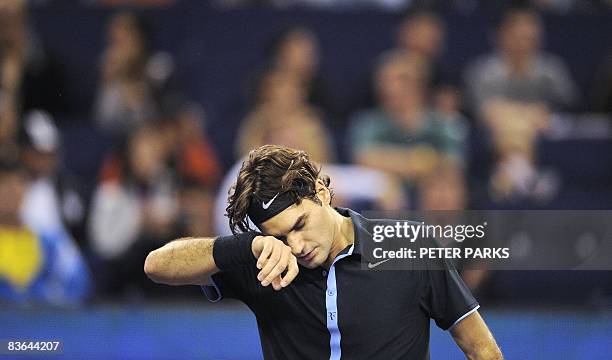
left=144, top=250, right=167, bottom=284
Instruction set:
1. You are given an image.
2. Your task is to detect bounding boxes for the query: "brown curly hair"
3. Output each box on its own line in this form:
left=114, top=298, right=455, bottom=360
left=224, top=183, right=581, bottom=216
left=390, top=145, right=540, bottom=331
left=226, top=145, right=332, bottom=234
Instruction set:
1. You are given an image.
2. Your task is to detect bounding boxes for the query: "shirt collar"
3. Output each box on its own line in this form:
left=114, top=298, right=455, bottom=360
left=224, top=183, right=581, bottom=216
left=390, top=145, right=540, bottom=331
left=334, top=207, right=375, bottom=262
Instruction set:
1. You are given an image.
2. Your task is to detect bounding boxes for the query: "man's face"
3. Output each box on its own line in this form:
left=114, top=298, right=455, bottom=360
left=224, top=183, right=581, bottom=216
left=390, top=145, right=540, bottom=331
left=376, top=57, right=425, bottom=112
left=500, top=13, right=541, bottom=57
left=278, top=31, right=319, bottom=75
left=259, top=182, right=335, bottom=269
left=0, top=171, right=27, bottom=223
left=398, top=16, right=444, bottom=58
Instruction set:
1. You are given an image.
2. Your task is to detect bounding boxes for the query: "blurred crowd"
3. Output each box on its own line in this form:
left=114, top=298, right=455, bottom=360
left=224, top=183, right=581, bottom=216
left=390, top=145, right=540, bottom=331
left=212, top=0, right=612, bottom=13
left=1, top=0, right=610, bottom=304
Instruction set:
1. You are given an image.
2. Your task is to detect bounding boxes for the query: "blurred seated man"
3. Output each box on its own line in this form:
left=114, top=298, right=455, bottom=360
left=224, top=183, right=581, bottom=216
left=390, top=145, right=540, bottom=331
left=349, top=50, right=468, bottom=201
left=464, top=7, right=576, bottom=201
left=465, top=7, right=578, bottom=112
left=0, top=156, right=90, bottom=305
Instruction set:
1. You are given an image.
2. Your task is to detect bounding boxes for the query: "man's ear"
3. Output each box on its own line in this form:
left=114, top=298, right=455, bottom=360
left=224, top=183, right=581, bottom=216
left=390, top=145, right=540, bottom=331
left=315, top=179, right=331, bottom=205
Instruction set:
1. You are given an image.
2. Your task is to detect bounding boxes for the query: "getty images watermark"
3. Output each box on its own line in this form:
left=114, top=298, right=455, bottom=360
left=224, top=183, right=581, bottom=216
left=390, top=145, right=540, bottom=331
left=360, top=210, right=612, bottom=271
left=369, top=220, right=509, bottom=267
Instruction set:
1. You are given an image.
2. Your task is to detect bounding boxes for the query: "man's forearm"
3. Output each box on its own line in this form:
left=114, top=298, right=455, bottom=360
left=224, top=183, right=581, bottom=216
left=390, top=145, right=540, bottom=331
left=463, top=340, right=504, bottom=360
left=144, top=237, right=219, bottom=286
left=466, top=344, right=504, bottom=360
left=451, top=312, right=504, bottom=360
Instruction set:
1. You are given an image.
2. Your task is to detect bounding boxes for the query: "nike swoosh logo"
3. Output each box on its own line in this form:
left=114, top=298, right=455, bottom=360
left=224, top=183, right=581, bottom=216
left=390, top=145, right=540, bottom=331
left=367, top=259, right=391, bottom=269
left=262, top=193, right=279, bottom=209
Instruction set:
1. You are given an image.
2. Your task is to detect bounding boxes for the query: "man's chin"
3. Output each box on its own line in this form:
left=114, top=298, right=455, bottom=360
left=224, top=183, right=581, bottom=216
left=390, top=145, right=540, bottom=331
left=298, top=260, right=319, bottom=269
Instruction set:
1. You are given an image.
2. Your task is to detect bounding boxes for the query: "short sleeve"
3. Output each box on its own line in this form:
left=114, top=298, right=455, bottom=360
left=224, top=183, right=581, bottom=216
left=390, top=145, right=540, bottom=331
left=420, top=258, right=479, bottom=331
left=201, top=261, right=260, bottom=304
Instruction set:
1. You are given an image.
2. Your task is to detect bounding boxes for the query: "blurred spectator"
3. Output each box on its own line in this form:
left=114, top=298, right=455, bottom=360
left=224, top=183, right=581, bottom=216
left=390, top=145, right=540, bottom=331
left=0, top=155, right=90, bottom=305
left=396, top=10, right=463, bottom=115
left=99, top=104, right=220, bottom=238
left=0, top=0, right=69, bottom=144
left=237, top=68, right=335, bottom=163
left=464, top=7, right=572, bottom=201
left=18, top=110, right=86, bottom=248
left=353, top=10, right=461, bottom=126
left=161, top=104, right=221, bottom=190
left=94, top=12, right=178, bottom=136
left=89, top=124, right=180, bottom=296
left=250, top=26, right=338, bottom=124
left=418, top=163, right=466, bottom=210
left=465, top=7, right=578, bottom=113
left=162, top=105, right=220, bottom=237
left=101, top=104, right=221, bottom=189
left=349, top=50, right=468, bottom=202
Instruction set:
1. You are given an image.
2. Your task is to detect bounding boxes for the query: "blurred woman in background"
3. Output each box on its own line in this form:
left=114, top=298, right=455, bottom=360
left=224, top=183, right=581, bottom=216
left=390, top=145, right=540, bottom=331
left=94, top=12, right=177, bottom=137
left=89, top=124, right=180, bottom=297
left=237, top=68, right=335, bottom=163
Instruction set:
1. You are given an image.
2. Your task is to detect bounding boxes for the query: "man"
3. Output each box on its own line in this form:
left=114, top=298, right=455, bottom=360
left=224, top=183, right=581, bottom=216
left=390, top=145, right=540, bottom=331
left=145, top=145, right=503, bottom=359
left=464, top=7, right=574, bottom=202
left=464, top=7, right=578, bottom=113
left=349, top=50, right=468, bottom=201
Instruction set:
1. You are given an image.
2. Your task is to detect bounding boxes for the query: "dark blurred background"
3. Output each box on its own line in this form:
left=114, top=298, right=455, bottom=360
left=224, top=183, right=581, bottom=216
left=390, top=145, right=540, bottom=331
left=1, top=0, right=611, bottom=358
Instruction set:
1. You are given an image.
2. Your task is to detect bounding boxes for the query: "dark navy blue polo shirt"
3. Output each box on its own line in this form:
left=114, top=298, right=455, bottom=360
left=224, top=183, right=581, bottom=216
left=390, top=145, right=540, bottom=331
left=203, top=208, right=479, bottom=360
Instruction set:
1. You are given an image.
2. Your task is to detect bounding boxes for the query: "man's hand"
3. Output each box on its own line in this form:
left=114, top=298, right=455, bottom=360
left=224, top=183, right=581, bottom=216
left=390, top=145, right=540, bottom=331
left=252, top=235, right=299, bottom=291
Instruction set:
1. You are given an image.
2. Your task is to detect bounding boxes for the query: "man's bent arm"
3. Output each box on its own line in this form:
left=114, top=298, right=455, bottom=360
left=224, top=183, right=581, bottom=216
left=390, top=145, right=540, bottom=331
left=450, top=311, right=504, bottom=360
left=144, top=237, right=219, bottom=286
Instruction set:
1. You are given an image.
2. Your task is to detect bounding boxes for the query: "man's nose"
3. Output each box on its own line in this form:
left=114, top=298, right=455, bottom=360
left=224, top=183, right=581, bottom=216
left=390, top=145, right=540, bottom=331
left=287, top=233, right=305, bottom=255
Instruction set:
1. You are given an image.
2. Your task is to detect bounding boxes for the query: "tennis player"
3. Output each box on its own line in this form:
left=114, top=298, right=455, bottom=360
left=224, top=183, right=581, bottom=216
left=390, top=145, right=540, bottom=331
left=145, top=144, right=503, bottom=359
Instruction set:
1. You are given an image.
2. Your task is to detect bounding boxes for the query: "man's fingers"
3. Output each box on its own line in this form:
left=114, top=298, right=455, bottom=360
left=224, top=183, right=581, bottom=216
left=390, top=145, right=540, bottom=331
left=254, top=238, right=297, bottom=289
left=281, top=256, right=299, bottom=287
left=271, top=277, right=282, bottom=291
left=256, top=240, right=273, bottom=270
left=262, top=251, right=289, bottom=286
left=258, top=244, right=283, bottom=282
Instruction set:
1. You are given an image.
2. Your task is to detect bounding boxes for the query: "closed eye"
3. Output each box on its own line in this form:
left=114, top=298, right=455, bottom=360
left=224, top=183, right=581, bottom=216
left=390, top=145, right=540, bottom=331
left=276, top=221, right=304, bottom=242
left=272, top=214, right=307, bottom=241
